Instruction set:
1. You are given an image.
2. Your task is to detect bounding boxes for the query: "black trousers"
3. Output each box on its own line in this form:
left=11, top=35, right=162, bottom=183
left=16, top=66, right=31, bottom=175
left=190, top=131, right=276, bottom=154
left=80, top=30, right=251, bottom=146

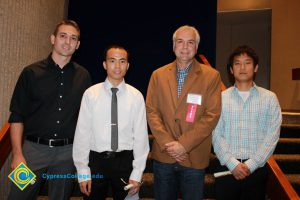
left=214, top=161, right=268, bottom=200
left=84, top=150, right=133, bottom=200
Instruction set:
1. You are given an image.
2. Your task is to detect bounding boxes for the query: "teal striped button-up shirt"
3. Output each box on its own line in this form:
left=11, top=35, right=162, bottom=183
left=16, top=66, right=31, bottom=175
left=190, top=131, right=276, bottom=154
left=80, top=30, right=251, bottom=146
left=212, top=84, right=282, bottom=173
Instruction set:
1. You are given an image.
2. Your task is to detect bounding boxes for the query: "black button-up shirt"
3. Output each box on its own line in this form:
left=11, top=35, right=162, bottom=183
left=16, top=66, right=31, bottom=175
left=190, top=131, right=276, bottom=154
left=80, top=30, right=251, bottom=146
left=9, top=55, right=92, bottom=139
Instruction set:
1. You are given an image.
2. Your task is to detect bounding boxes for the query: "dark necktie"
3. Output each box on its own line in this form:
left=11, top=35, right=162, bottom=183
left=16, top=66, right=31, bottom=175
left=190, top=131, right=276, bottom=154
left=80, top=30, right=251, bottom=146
left=111, top=88, right=118, bottom=151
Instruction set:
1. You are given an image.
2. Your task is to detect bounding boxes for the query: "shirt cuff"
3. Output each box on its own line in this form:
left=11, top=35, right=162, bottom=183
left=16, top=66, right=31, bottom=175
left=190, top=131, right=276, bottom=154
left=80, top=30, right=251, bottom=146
left=129, top=168, right=143, bottom=183
left=226, top=157, right=240, bottom=172
left=8, top=112, right=24, bottom=123
left=244, top=159, right=258, bottom=173
left=77, top=168, right=91, bottom=183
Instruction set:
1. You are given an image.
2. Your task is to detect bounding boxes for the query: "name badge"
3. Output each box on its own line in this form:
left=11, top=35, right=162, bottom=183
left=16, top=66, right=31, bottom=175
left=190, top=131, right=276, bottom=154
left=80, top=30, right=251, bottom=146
left=187, top=93, right=202, bottom=105
left=186, top=104, right=197, bottom=123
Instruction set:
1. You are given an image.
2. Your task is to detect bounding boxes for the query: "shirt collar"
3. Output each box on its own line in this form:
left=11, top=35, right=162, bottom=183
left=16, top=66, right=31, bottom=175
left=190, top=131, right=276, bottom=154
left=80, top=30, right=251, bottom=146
left=176, top=62, right=192, bottom=73
left=232, top=82, right=259, bottom=96
left=45, top=54, right=74, bottom=70
left=104, top=78, right=126, bottom=93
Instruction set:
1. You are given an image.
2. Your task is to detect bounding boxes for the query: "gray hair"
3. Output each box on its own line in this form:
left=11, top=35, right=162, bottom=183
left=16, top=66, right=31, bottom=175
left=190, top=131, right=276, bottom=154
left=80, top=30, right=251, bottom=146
left=172, top=25, right=200, bottom=47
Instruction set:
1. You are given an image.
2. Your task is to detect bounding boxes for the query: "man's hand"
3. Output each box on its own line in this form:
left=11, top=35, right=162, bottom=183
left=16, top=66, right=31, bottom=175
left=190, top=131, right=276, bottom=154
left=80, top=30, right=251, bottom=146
left=11, top=153, right=26, bottom=170
left=127, top=179, right=141, bottom=196
left=165, top=141, right=187, bottom=162
left=232, top=163, right=250, bottom=180
left=79, top=180, right=92, bottom=196
left=173, top=153, right=188, bottom=163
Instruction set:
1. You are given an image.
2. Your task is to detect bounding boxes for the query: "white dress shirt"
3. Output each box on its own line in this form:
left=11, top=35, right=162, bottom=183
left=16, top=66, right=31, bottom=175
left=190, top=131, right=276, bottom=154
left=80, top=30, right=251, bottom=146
left=73, top=78, right=149, bottom=182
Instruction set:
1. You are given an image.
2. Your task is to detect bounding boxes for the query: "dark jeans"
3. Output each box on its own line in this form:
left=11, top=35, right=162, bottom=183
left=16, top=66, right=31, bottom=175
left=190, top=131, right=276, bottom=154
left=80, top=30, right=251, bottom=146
left=153, top=160, right=205, bottom=200
left=215, top=163, right=268, bottom=200
left=84, top=150, right=133, bottom=200
left=8, top=140, right=75, bottom=200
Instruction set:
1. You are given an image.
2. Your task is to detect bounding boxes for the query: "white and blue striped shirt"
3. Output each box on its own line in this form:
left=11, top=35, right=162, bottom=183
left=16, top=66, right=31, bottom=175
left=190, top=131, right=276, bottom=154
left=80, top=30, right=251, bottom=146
left=212, top=84, right=282, bottom=173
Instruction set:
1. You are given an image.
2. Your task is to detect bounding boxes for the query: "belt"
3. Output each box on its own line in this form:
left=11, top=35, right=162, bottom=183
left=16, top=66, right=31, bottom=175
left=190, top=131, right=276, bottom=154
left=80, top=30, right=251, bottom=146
left=26, top=135, right=73, bottom=147
left=237, top=158, right=249, bottom=163
left=97, top=150, right=133, bottom=159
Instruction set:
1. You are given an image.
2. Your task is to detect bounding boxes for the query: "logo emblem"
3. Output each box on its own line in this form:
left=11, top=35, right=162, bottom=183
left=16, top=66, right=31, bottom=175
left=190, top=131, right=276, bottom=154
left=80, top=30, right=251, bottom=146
left=8, top=162, right=36, bottom=190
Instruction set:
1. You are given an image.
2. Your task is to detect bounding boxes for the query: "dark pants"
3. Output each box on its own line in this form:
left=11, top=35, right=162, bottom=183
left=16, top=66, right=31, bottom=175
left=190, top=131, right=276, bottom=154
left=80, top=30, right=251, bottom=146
left=215, top=163, right=268, bottom=200
left=153, top=160, right=205, bottom=200
left=84, top=150, right=133, bottom=200
left=8, top=140, right=76, bottom=200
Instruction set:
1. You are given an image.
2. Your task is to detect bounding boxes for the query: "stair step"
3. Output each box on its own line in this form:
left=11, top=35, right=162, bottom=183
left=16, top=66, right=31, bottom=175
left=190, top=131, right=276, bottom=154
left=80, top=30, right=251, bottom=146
left=274, top=138, right=300, bottom=154
left=286, top=174, right=300, bottom=195
left=273, top=154, right=300, bottom=174
left=282, top=111, right=300, bottom=124
left=280, top=124, right=300, bottom=138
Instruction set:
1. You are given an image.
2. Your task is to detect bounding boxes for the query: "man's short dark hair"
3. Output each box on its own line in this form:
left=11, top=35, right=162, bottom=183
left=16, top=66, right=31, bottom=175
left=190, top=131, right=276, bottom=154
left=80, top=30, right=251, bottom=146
left=227, top=45, right=259, bottom=72
left=103, top=44, right=130, bottom=61
left=53, top=20, right=81, bottom=40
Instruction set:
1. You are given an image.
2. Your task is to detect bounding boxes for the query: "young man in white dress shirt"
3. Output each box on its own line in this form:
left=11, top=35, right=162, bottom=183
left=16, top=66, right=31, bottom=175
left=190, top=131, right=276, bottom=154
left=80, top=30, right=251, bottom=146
left=212, top=45, right=282, bottom=200
left=73, top=44, right=149, bottom=200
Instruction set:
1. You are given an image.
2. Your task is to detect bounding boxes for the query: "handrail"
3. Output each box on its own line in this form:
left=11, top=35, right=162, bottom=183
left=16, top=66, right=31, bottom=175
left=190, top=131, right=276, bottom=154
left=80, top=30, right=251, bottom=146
left=199, top=54, right=227, bottom=91
left=199, top=54, right=300, bottom=200
left=0, top=122, right=11, bottom=169
left=267, top=156, right=300, bottom=200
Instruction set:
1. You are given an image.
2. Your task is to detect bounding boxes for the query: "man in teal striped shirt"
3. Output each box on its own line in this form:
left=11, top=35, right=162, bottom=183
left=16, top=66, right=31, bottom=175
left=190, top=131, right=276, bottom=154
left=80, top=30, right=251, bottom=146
left=212, top=45, right=282, bottom=200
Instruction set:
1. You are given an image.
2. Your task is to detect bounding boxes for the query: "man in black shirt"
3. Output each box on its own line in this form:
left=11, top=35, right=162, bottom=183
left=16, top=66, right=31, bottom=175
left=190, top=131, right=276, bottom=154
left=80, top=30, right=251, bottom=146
left=8, top=20, right=92, bottom=200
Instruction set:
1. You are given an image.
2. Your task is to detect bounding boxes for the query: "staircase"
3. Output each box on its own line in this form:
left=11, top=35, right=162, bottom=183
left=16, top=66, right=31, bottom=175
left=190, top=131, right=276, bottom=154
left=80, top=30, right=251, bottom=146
left=138, top=136, right=216, bottom=200
left=36, top=112, right=300, bottom=200
left=138, top=111, right=300, bottom=199
left=273, top=112, right=300, bottom=196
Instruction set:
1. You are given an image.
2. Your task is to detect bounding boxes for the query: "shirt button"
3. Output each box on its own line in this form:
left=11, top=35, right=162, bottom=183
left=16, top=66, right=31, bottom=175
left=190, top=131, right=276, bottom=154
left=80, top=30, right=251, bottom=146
left=60, top=83, right=63, bottom=86
left=54, top=134, right=57, bottom=137
left=61, top=71, right=64, bottom=74
left=58, top=108, right=62, bottom=111
left=57, top=121, right=60, bottom=124
left=59, top=95, right=63, bottom=98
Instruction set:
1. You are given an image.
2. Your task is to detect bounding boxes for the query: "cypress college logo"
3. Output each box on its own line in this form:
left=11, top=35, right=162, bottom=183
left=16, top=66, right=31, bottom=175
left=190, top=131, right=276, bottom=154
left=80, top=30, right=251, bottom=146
left=8, top=162, right=36, bottom=190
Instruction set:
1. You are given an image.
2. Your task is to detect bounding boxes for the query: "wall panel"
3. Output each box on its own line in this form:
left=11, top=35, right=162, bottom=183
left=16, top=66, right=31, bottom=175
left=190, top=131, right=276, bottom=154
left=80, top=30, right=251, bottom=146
left=0, top=0, right=66, bottom=198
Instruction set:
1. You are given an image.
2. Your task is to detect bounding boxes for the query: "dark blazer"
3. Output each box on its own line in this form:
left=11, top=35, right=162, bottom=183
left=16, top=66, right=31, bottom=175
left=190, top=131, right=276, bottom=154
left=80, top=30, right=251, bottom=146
left=146, top=58, right=221, bottom=169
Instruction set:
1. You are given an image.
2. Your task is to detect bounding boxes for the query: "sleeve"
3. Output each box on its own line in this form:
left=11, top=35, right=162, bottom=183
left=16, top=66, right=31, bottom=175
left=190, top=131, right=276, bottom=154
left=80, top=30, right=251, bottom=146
left=146, top=71, right=175, bottom=151
left=245, top=94, right=282, bottom=173
left=130, top=93, right=150, bottom=182
left=9, top=69, right=31, bottom=123
left=179, top=72, right=222, bottom=152
left=212, top=107, right=240, bottom=172
left=72, top=91, right=93, bottom=182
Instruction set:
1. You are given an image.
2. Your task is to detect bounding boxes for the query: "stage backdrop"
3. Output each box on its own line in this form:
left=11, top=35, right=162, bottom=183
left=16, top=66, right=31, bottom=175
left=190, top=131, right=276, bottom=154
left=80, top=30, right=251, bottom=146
left=68, top=0, right=217, bottom=96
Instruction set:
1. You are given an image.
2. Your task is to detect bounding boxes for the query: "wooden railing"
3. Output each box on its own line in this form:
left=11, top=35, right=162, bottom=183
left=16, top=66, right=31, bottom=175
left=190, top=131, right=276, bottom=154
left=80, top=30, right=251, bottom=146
left=0, top=122, right=11, bottom=169
left=199, top=54, right=227, bottom=91
left=199, top=54, right=300, bottom=200
left=267, top=156, right=300, bottom=200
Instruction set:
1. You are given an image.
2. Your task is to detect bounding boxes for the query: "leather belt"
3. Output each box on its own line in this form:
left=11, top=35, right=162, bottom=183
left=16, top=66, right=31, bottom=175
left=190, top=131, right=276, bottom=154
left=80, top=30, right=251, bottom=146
left=237, top=158, right=249, bottom=163
left=26, top=135, right=73, bottom=147
left=98, top=150, right=133, bottom=159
